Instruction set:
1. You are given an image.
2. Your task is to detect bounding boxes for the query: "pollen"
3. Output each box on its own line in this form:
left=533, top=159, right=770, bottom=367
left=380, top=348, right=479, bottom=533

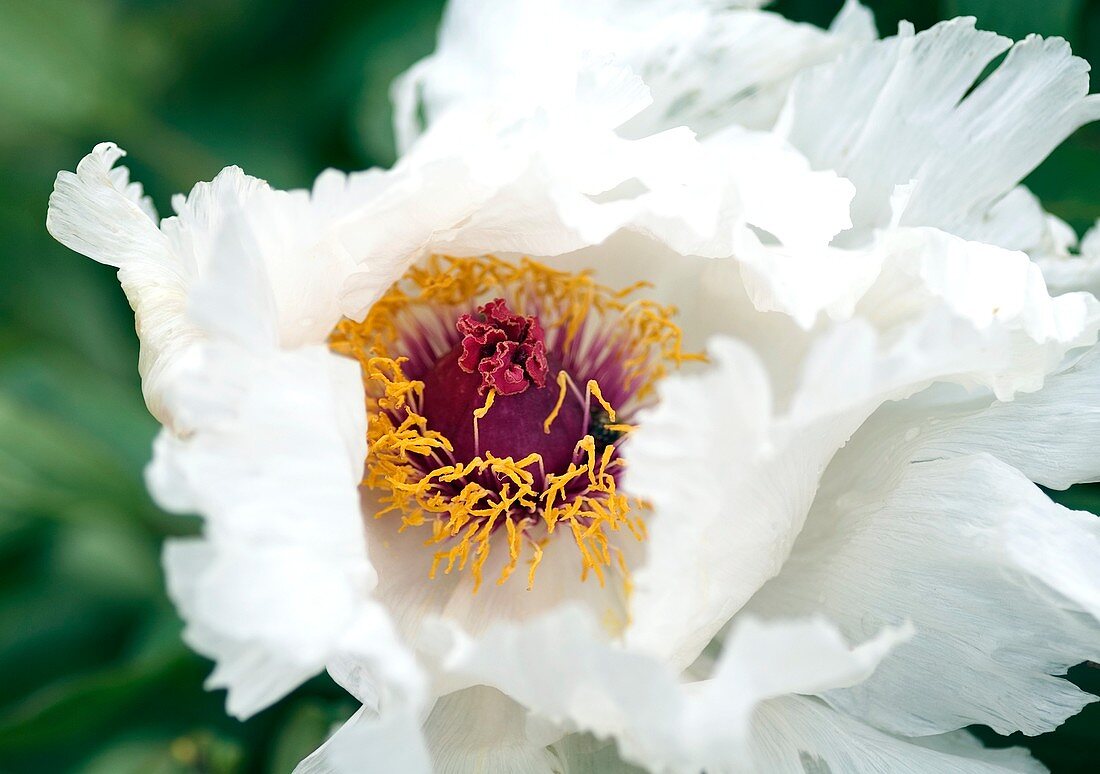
left=330, top=256, right=699, bottom=593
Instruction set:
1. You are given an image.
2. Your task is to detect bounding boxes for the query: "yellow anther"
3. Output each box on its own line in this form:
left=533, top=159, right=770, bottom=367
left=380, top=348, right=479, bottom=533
left=473, top=389, right=495, bottom=454
left=543, top=370, right=569, bottom=434
left=473, top=389, right=495, bottom=419
left=327, top=254, right=698, bottom=594
left=526, top=538, right=545, bottom=590
left=586, top=380, right=616, bottom=422
left=603, top=423, right=635, bottom=434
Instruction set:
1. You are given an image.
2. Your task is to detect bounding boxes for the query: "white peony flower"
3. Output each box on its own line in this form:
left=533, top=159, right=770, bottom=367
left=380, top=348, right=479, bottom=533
left=46, top=1, right=1100, bottom=772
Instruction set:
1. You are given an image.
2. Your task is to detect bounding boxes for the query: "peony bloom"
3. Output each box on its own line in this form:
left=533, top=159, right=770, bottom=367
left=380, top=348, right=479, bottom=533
left=46, top=1, right=1100, bottom=772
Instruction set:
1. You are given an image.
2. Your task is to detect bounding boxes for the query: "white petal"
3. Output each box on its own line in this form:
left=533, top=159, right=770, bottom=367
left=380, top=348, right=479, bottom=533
left=887, top=344, right=1100, bottom=490
left=709, top=127, right=855, bottom=250
left=163, top=538, right=318, bottom=717
left=185, top=185, right=355, bottom=350
left=632, top=0, right=875, bottom=135
left=149, top=343, right=408, bottom=717
left=46, top=143, right=194, bottom=423
left=623, top=281, right=1092, bottom=668
left=48, top=146, right=364, bottom=428
left=147, top=345, right=367, bottom=537
left=397, top=0, right=872, bottom=148
left=295, top=706, right=432, bottom=774
left=1038, top=218, right=1100, bottom=297
left=856, top=228, right=1100, bottom=400
left=328, top=599, right=428, bottom=711
left=779, top=19, right=1100, bottom=240
left=684, top=616, right=910, bottom=763
left=429, top=606, right=681, bottom=767
left=47, top=143, right=171, bottom=269
left=747, top=453, right=1100, bottom=736
left=950, top=185, right=1075, bottom=259
left=751, top=696, right=1044, bottom=773
left=425, top=687, right=562, bottom=774
left=358, top=63, right=857, bottom=329
left=912, top=731, right=1047, bottom=774
left=161, top=164, right=270, bottom=278
left=426, top=605, right=902, bottom=772
left=622, top=337, right=779, bottom=666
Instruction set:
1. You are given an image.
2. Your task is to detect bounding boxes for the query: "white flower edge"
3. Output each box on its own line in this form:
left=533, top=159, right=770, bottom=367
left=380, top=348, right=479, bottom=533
left=750, top=344, right=1100, bottom=736
left=301, top=605, right=1046, bottom=772
left=302, top=607, right=914, bottom=773
left=624, top=231, right=1100, bottom=669
left=623, top=294, right=1100, bottom=741
left=46, top=143, right=369, bottom=426
left=392, top=0, right=873, bottom=150
left=778, top=17, right=1100, bottom=245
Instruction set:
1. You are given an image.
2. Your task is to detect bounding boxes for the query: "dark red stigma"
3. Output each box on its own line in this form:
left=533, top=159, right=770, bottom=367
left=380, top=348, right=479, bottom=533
left=419, top=299, right=584, bottom=475
left=457, top=298, right=549, bottom=396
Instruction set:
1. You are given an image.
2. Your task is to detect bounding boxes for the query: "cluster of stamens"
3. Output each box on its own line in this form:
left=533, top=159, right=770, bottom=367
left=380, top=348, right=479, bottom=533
left=329, top=256, right=697, bottom=592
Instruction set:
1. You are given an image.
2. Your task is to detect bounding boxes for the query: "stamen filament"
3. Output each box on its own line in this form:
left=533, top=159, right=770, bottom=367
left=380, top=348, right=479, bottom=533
left=543, top=370, right=569, bottom=434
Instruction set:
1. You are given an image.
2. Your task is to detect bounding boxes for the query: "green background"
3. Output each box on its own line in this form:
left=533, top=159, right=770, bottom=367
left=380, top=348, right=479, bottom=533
left=0, top=0, right=1097, bottom=771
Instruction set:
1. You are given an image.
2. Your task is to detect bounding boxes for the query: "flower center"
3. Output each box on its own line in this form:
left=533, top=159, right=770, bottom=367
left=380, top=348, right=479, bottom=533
left=457, top=298, right=549, bottom=396
left=330, top=256, right=698, bottom=592
left=421, top=299, right=584, bottom=475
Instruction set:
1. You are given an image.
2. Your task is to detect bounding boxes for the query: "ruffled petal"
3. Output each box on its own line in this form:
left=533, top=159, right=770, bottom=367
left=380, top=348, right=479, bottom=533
left=47, top=145, right=368, bottom=425
left=163, top=538, right=340, bottom=717
left=185, top=184, right=357, bottom=350
left=855, top=228, right=1100, bottom=400
left=295, top=706, right=432, bottom=774
left=395, top=0, right=872, bottom=148
left=47, top=143, right=194, bottom=422
left=149, top=341, right=415, bottom=717
left=424, top=605, right=903, bottom=772
left=779, top=18, right=1100, bottom=242
left=47, top=142, right=169, bottom=267
left=424, top=687, right=562, bottom=773
left=746, top=452, right=1100, bottom=736
left=343, top=2, right=862, bottom=330
left=623, top=252, right=1097, bottom=667
left=865, top=344, right=1100, bottom=491
left=1038, top=219, right=1100, bottom=297
left=161, top=164, right=269, bottom=277
left=751, top=697, right=1044, bottom=773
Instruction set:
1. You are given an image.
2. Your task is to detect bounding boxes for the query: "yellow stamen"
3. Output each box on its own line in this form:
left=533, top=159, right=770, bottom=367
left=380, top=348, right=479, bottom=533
left=526, top=537, right=545, bottom=590
left=543, top=370, right=569, bottom=434
left=327, top=255, right=697, bottom=593
left=586, top=379, right=616, bottom=422
left=603, top=423, right=635, bottom=434
left=473, top=388, right=495, bottom=420
left=473, top=389, right=495, bottom=454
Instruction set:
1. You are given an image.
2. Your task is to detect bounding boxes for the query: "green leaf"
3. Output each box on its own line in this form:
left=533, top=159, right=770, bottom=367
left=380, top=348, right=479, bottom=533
left=267, top=702, right=339, bottom=774
left=1046, top=482, right=1100, bottom=515
left=52, top=521, right=162, bottom=600
left=0, top=644, right=190, bottom=754
left=0, top=390, right=149, bottom=525
left=942, top=0, right=1083, bottom=40
left=0, top=337, right=156, bottom=470
left=78, top=738, right=186, bottom=774
left=0, top=0, right=116, bottom=139
left=78, top=732, right=244, bottom=774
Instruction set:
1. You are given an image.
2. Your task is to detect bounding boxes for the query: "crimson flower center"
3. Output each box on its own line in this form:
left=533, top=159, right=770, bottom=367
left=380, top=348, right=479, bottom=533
left=329, top=256, right=695, bottom=591
left=457, top=298, right=550, bottom=395
left=420, top=298, right=584, bottom=475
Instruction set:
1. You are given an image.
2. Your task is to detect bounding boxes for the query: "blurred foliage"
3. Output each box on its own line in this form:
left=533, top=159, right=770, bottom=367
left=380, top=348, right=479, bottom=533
left=0, top=0, right=1097, bottom=771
